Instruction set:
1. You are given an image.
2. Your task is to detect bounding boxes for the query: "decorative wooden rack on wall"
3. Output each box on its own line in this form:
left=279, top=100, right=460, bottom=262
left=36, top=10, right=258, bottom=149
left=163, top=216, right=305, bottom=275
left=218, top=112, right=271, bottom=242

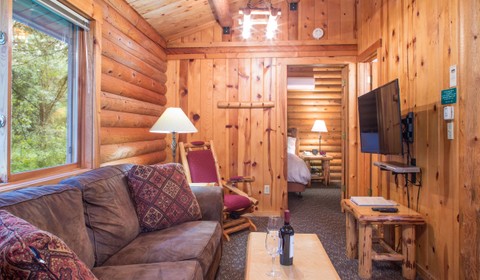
left=217, top=101, right=275, bottom=109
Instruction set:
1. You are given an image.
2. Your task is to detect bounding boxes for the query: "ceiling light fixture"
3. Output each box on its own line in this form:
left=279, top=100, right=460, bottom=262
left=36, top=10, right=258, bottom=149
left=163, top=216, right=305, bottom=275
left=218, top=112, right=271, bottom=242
left=239, top=0, right=281, bottom=40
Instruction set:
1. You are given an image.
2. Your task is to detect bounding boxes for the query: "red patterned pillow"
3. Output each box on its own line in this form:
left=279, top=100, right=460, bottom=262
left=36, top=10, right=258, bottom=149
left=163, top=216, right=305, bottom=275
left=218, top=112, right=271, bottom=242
left=127, top=163, right=202, bottom=232
left=0, top=210, right=97, bottom=280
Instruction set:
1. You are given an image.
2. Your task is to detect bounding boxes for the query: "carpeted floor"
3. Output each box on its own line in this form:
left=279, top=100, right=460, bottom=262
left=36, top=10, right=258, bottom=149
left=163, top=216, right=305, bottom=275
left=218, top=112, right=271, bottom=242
left=216, top=183, right=422, bottom=280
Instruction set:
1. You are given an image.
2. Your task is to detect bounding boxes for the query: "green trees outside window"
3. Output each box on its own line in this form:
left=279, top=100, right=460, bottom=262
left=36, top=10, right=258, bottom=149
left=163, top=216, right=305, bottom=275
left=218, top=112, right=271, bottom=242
left=11, top=21, right=71, bottom=173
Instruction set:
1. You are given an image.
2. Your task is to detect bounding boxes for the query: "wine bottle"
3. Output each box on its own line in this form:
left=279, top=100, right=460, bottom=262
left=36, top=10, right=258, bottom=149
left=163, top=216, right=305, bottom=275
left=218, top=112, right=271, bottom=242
left=279, top=209, right=294, bottom=266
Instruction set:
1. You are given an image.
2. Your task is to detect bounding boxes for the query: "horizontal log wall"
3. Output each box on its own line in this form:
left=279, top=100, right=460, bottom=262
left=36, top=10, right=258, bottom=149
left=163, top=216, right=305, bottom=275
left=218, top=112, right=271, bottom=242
left=98, top=0, right=168, bottom=166
left=287, top=67, right=344, bottom=182
left=356, top=0, right=461, bottom=279
left=167, top=0, right=356, bottom=44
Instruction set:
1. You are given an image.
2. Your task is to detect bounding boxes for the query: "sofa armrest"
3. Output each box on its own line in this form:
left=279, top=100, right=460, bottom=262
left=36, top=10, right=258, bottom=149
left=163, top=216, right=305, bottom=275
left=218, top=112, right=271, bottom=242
left=190, top=185, right=223, bottom=224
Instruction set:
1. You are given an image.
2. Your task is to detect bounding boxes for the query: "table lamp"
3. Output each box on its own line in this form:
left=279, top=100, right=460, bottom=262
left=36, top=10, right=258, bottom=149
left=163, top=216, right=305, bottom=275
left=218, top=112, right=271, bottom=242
left=150, top=107, right=197, bottom=161
left=311, top=120, right=328, bottom=154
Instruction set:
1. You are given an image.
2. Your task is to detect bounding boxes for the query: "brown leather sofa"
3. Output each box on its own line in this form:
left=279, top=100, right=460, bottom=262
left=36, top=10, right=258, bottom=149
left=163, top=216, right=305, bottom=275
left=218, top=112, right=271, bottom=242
left=0, top=164, right=223, bottom=280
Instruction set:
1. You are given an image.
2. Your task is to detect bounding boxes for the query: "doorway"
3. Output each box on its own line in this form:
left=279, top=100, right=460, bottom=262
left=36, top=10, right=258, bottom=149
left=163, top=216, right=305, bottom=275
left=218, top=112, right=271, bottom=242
left=286, top=64, right=348, bottom=192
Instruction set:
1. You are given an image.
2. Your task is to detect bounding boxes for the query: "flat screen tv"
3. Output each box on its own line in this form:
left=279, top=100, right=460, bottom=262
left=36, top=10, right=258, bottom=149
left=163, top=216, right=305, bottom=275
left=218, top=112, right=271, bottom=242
left=358, top=79, right=403, bottom=155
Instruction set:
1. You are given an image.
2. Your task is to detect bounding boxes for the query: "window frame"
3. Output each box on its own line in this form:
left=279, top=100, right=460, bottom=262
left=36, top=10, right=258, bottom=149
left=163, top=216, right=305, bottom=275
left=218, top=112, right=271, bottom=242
left=0, top=0, right=99, bottom=187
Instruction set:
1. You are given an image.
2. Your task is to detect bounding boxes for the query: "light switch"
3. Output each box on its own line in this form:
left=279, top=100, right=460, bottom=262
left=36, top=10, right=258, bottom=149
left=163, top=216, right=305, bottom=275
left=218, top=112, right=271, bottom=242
left=447, top=122, right=454, bottom=140
left=444, top=106, right=454, bottom=120
left=450, top=65, right=457, bottom=87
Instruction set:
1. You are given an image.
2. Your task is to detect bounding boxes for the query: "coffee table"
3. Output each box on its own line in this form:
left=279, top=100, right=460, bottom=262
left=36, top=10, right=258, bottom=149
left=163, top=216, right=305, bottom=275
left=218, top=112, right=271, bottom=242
left=245, top=232, right=340, bottom=280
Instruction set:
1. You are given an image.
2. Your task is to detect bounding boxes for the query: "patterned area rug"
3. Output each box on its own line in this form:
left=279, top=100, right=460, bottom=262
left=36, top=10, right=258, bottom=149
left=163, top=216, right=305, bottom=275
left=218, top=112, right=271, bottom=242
left=216, top=183, right=422, bottom=280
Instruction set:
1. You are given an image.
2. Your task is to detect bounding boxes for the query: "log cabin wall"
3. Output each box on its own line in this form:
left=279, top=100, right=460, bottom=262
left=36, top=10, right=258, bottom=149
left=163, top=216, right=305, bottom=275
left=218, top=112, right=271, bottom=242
left=165, top=0, right=357, bottom=213
left=287, top=66, right=344, bottom=183
left=49, top=0, right=169, bottom=168
left=96, top=0, right=169, bottom=166
left=356, top=0, right=468, bottom=279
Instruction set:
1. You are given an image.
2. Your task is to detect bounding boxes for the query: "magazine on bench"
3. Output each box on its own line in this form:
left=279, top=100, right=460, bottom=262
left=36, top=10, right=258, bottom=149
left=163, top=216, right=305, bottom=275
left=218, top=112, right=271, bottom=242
left=350, top=196, right=397, bottom=206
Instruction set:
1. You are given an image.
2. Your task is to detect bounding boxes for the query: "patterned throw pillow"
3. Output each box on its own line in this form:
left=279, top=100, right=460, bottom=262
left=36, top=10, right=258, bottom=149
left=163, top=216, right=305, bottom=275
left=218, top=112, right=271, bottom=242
left=0, top=210, right=97, bottom=280
left=127, top=163, right=202, bottom=232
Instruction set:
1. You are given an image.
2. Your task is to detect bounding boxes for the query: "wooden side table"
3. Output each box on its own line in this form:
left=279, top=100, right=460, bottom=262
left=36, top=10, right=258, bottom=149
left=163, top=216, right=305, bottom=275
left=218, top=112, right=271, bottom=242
left=299, top=154, right=333, bottom=186
left=341, top=199, right=425, bottom=279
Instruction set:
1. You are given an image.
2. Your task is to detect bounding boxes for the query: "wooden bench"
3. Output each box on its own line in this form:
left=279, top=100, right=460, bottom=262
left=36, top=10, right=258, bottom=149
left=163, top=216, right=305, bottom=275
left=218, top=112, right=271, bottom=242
left=341, top=199, right=425, bottom=279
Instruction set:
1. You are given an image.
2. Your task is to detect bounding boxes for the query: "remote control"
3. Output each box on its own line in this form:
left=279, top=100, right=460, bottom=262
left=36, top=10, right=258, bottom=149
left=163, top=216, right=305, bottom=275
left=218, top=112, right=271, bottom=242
left=371, top=207, right=398, bottom=213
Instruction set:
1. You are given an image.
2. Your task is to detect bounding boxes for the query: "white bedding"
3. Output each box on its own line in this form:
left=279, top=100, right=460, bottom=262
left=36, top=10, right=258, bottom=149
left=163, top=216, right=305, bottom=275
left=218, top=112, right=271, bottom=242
left=287, top=152, right=311, bottom=185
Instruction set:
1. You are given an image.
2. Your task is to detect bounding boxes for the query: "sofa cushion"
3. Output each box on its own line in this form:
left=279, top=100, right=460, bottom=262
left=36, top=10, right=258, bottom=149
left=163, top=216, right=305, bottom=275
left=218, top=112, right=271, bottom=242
left=60, top=164, right=140, bottom=266
left=102, top=221, right=222, bottom=277
left=92, top=261, right=203, bottom=280
left=0, top=210, right=97, bottom=280
left=0, top=184, right=95, bottom=268
left=127, top=163, right=202, bottom=232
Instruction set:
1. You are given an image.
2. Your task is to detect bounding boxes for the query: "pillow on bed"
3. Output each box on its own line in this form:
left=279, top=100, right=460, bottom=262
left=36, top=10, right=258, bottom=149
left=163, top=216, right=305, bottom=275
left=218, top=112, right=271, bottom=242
left=287, top=137, right=297, bottom=154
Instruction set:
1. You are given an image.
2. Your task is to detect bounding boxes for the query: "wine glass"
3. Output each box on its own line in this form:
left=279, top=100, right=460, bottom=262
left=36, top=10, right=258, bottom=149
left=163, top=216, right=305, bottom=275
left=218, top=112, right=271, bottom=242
left=267, top=216, right=282, bottom=232
left=265, top=216, right=282, bottom=277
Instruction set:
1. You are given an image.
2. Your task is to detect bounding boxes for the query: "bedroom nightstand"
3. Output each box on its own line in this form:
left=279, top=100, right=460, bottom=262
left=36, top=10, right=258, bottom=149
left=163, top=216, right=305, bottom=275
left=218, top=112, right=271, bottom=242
left=300, top=154, right=333, bottom=186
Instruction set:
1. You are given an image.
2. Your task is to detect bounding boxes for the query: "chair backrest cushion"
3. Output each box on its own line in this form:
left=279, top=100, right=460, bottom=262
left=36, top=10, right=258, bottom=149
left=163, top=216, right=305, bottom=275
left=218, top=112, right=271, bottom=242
left=187, top=149, right=219, bottom=184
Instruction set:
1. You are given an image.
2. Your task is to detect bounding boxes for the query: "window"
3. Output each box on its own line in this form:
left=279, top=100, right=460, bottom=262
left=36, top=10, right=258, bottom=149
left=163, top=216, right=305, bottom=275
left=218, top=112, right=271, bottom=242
left=0, top=0, right=91, bottom=183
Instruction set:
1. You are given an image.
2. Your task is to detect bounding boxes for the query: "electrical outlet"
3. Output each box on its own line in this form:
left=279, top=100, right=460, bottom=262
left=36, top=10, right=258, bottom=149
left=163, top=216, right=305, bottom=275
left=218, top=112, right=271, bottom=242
left=264, top=185, right=270, bottom=195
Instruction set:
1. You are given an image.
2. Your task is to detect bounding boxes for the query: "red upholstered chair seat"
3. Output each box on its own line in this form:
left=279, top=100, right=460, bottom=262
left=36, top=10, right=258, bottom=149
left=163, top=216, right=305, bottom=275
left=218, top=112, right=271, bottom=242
left=224, top=194, right=252, bottom=212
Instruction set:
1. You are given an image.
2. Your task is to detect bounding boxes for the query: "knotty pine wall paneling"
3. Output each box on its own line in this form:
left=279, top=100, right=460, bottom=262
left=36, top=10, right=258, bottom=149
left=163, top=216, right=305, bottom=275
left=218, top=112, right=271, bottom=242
left=166, top=58, right=283, bottom=213
left=356, top=0, right=463, bottom=279
left=98, top=0, right=168, bottom=166
left=458, top=0, right=480, bottom=278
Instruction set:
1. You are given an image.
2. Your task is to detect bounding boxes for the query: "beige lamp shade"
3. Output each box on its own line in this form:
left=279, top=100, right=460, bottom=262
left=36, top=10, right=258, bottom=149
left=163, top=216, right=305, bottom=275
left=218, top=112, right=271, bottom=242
left=311, top=120, right=328, bottom=133
left=150, top=107, right=197, bottom=162
left=150, top=107, right=197, bottom=134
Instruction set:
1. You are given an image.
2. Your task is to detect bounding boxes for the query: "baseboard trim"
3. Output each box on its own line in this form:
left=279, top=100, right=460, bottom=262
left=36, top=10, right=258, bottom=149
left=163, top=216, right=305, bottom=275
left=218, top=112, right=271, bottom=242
left=417, top=264, right=436, bottom=280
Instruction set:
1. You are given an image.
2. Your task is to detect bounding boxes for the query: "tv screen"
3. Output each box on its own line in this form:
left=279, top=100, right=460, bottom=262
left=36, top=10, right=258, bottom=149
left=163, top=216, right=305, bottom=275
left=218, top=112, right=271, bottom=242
left=358, top=79, right=403, bottom=155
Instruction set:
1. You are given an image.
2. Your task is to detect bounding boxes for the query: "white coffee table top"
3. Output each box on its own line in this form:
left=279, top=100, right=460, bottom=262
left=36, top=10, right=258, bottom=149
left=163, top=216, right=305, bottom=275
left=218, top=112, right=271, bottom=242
left=245, top=232, right=340, bottom=280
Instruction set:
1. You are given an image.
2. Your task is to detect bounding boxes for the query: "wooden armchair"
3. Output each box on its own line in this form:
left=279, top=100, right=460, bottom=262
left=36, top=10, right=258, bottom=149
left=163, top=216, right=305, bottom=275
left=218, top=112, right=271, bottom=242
left=179, top=140, right=258, bottom=241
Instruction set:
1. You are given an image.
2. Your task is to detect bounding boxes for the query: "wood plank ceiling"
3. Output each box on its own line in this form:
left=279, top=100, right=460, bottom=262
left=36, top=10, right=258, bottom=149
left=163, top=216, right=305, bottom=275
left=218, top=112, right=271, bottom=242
left=126, top=0, right=282, bottom=40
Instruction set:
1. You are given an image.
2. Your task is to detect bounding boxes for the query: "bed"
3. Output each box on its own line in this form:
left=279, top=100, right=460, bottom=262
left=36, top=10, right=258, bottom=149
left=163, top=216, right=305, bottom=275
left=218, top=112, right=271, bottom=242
left=287, top=128, right=311, bottom=195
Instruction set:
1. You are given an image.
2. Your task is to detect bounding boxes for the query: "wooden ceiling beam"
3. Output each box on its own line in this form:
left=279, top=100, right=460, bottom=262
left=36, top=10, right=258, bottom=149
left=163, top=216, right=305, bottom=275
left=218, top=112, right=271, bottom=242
left=208, top=0, right=233, bottom=27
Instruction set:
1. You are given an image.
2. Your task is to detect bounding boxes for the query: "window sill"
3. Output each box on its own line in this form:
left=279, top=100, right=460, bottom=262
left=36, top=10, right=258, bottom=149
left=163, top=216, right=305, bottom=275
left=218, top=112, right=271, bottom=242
left=0, top=168, right=92, bottom=193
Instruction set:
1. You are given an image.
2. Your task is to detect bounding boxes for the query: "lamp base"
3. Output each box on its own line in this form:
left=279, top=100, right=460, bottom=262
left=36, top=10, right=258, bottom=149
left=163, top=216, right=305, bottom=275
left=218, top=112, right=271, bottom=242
left=171, top=132, right=177, bottom=162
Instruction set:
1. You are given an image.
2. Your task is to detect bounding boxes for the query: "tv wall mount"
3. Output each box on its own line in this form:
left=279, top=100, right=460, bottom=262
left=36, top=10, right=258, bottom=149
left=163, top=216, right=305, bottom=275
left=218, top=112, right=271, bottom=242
left=373, top=161, right=420, bottom=174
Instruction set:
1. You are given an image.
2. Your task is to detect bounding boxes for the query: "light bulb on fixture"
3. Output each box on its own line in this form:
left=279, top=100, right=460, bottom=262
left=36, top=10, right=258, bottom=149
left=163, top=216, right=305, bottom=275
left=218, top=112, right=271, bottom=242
left=239, top=1, right=280, bottom=40
left=265, top=13, right=278, bottom=39
left=242, top=13, right=252, bottom=39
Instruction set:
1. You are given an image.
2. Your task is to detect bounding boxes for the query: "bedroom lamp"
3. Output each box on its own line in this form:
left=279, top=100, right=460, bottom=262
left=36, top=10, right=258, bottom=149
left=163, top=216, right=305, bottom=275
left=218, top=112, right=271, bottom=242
left=150, top=107, right=197, bottom=162
left=311, top=120, right=328, bottom=154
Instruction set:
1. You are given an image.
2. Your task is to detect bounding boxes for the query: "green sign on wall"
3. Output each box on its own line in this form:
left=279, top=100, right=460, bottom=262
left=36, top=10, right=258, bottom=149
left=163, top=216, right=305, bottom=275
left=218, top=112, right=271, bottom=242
left=441, top=88, right=457, bottom=105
